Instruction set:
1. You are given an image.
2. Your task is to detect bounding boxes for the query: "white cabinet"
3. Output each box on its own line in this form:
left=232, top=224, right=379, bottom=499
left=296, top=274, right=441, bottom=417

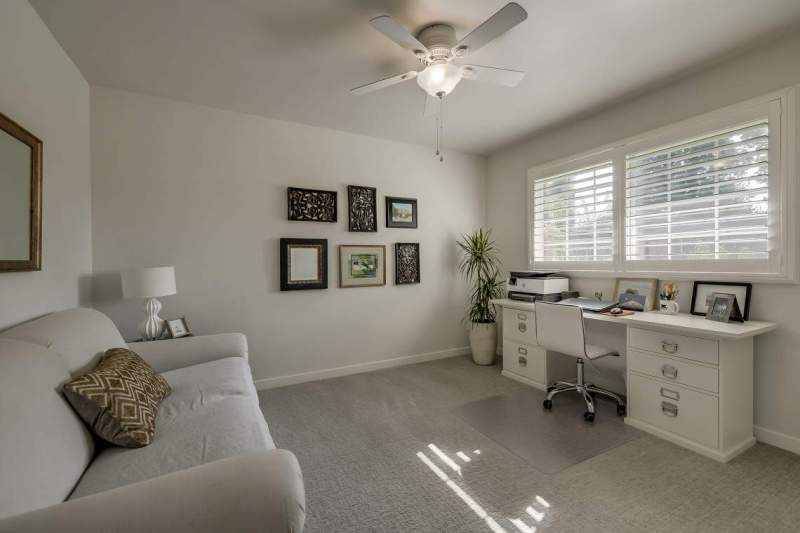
left=625, top=327, right=755, bottom=462
left=499, top=302, right=573, bottom=390
left=503, top=339, right=546, bottom=385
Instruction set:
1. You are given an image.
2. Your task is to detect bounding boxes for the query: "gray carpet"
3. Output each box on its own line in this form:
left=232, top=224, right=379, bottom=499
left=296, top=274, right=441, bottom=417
left=259, top=355, right=800, bottom=533
left=453, top=387, right=642, bottom=474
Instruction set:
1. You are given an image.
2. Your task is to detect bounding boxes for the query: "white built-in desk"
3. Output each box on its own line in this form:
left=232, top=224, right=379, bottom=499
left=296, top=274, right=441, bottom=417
left=491, top=298, right=777, bottom=462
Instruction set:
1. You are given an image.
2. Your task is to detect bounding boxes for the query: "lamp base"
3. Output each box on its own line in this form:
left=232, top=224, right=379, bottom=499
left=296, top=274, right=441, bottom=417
left=139, top=297, right=166, bottom=341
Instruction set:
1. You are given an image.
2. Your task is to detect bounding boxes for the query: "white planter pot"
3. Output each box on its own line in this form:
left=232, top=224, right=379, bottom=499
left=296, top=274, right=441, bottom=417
left=469, top=322, right=497, bottom=365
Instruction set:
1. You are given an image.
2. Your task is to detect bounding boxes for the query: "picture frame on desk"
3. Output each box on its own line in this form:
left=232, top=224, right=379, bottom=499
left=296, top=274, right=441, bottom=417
left=691, top=281, right=751, bottom=320
left=613, top=278, right=657, bottom=311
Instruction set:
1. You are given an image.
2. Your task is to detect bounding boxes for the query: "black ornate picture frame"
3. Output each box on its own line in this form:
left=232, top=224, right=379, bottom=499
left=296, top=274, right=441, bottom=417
left=347, top=185, right=377, bottom=232
left=395, top=242, right=420, bottom=285
left=280, top=238, right=328, bottom=291
left=287, top=187, right=337, bottom=222
left=386, top=197, right=418, bottom=228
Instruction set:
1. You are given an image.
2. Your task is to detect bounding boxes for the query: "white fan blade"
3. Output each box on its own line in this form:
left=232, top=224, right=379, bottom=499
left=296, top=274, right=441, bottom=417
left=350, top=71, right=418, bottom=96
left=453, top=2, right=528, bottom=56
left=423, top=94, right=440, bottom=117
left=370, top=15, right=429, bottom=55
left=460, top=64, right=524, bottom=86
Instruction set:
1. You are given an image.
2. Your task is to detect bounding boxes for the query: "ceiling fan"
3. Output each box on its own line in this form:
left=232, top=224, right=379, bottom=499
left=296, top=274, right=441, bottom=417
left=351, top=2, right=528, bottom=160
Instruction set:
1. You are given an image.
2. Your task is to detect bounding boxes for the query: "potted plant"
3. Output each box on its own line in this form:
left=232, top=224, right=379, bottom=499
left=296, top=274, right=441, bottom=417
left=457, top=229, right=505, bottom=365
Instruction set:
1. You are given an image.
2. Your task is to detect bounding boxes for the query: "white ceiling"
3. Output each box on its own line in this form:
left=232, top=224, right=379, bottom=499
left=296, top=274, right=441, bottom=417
left=30, top=0, right=800, bottom=155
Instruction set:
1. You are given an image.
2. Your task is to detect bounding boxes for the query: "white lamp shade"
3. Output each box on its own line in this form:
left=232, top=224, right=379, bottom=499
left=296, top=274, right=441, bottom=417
left=121, top=266, right=177, bottom=299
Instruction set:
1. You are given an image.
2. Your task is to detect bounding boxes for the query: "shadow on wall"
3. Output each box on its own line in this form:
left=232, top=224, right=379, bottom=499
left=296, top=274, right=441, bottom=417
left=92, top=271, right=122, bottom=304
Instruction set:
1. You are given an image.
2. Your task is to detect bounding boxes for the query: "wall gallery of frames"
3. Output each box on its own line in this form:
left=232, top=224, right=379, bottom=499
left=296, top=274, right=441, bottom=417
left=281, top=185, right=420, bottom=292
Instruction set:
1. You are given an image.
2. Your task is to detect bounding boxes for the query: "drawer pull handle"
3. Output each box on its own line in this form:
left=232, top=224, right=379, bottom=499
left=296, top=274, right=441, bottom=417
left=661, top=364, right=678, bottom=379
left=518, top=356, right=527, bottom=367
left=660, top=387, right=680, bottom=401
left=661, top=341, right=679, bottom=354
left=517, top=313, right=527, bottom=321
left=661, top=401, right=678, bottom=417
left=517, top=346, right=528, bottom=355
left=518, top=323, right=527, bottom=333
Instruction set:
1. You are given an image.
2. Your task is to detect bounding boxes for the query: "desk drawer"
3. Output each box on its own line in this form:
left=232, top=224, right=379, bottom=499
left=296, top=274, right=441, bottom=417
left=629, top=373, right=718, bottom=449
left=628, top=327, right=718, bottom=365
left=503, top=340, right=545, bottom=385
left=503, top=308, right=537, bottom=345
left=628, top=348, right=718, bottom=394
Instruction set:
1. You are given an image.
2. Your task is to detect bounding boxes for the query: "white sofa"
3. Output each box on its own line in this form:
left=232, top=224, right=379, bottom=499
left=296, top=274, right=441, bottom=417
left=0, top=308, right=305, bottom=532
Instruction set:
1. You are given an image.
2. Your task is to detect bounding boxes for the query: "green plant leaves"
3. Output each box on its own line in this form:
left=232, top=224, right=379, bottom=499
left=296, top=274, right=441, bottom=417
left=457, top=228, right=504, bottom=323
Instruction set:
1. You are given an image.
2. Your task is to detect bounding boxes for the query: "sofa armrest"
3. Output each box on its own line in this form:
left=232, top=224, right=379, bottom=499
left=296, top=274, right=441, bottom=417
left=0, top=449, right=305, bottom=533
left=130, top=332, right=248, bottom=373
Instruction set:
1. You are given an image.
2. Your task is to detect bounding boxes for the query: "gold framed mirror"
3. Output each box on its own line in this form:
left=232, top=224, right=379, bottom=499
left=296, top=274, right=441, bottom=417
left=0, top=112, right=42, bottom=272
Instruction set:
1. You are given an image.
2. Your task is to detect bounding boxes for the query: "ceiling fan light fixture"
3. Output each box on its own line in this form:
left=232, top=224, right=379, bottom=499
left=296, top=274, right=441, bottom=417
left=416, top=62, right=461, bottom=97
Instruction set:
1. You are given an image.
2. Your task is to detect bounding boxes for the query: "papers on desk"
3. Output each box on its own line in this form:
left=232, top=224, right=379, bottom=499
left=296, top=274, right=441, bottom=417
left=556, top=297, right=618, bottom=313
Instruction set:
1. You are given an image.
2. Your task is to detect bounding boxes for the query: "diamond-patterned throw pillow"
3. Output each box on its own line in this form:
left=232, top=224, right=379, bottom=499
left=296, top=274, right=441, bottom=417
left=63, top=348, right=171, bottom=447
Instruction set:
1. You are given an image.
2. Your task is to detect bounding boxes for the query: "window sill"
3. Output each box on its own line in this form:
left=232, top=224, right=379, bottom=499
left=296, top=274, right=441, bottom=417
left=547, top=269, right=799, bottom=285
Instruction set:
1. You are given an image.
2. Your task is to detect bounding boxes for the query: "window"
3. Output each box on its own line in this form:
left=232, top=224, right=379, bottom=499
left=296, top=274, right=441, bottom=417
left=626, top=121, right=770, bottom=262
left=532, top=162, right=614, bottom=263
left=527, top=87, right=797, bottom=281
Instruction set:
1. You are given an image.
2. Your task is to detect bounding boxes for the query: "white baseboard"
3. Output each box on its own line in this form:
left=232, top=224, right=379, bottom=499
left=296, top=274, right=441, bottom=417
left=254, top=346, right=470, bottom=390
left=755, top=425, right=800, bottom=455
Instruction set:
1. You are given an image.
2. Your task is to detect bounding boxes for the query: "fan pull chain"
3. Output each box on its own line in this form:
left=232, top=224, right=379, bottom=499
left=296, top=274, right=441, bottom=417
left=439, top=95, right=444, bottom=162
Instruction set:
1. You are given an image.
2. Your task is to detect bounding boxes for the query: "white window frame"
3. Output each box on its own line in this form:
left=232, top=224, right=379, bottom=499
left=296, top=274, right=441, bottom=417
left=527, top=86, right=799, bottom=283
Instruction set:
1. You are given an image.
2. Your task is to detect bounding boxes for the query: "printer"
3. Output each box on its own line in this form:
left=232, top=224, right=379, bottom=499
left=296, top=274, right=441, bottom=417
left=507, top=271, right=569, bottom=302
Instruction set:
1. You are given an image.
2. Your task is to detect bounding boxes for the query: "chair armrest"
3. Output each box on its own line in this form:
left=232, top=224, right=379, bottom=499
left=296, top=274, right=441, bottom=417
left=0, top=449, right=305, bottom=533
left=129, top=332, right=248, bottom=373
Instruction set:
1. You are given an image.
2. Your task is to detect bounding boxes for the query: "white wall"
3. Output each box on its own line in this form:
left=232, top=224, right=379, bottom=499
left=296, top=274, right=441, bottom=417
left=487, top=30, right=800, bottom=450
left=0, top=0, right=92, bottom=330
left=90, top=86, right=487, bottom=386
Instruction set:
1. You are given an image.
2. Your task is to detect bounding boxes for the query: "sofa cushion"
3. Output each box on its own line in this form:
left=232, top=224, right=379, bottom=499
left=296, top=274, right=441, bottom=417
left=0, top=308, right=127, bottom=376
left=63, top=348, right=172, bottom=448
left=0, top=339, right=95, bottom=519
left=69, top=357, right=274, bottom=499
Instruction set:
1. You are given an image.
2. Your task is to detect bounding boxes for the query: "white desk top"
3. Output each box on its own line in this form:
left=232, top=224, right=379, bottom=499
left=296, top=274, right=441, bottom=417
left=491, top=298, right=777, bottom=340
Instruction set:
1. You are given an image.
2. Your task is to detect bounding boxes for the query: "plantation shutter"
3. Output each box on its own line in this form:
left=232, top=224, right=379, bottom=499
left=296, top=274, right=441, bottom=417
left=532, top=162, right=614, bottom=262
left=625, top=121, right=770, bottom=262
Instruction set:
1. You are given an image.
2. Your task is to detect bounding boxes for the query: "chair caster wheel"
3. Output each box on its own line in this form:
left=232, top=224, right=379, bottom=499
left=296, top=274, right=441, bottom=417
left=616, top=404, right=626, bottom=416
left=543, top=399, right=553, bottom=410
left=584, top=411, right=595, bottom=422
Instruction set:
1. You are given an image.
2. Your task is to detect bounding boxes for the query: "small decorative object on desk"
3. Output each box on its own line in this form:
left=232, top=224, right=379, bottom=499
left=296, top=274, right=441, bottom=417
left=166, top=317, right=192, bottom=338
left=705, top=293, right=740, bottom=323
left=614, top=278, right=657, bottom=311
left=658, top=282, right=679, bottom=314
left=593, top=291, right=603, bottom=301
left=691, top=281, right=751, bottom=320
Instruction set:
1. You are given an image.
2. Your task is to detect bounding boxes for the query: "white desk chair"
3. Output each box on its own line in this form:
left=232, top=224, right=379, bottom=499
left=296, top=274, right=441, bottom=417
left=535, top=302, right=626, bottom=422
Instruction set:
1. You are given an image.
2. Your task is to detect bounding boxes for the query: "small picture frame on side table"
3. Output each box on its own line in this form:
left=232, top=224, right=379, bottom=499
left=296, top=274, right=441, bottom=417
left=166, top=317, right=192, bottom=338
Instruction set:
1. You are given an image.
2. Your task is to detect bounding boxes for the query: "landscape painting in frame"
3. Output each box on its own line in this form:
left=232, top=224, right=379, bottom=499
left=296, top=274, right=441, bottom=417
left=613, top=278, right=657, bottom=311
left=385, top=196, right=417, bottom=228
left=339, top=245, right=385, bottom=287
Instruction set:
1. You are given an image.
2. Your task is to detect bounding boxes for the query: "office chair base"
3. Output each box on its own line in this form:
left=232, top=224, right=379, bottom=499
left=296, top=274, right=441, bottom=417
left=542, top=360, right=626, bottom=421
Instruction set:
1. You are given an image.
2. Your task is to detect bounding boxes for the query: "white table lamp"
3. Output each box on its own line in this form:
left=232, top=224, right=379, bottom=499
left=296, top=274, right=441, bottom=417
left=121, top=266, right=177, bottom=341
